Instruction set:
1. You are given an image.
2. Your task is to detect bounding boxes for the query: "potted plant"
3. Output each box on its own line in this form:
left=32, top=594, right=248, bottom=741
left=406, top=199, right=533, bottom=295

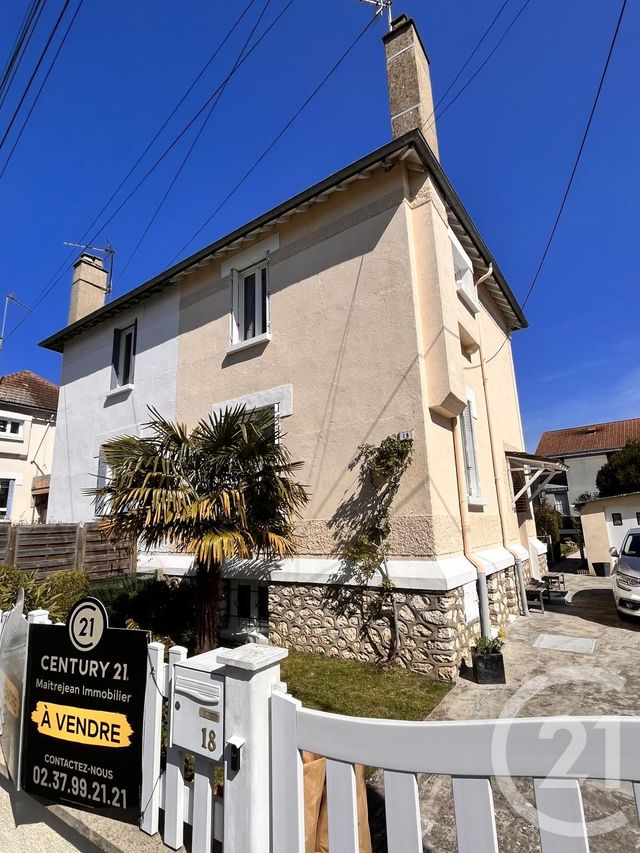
left=471, top=630, right=506, bottom=685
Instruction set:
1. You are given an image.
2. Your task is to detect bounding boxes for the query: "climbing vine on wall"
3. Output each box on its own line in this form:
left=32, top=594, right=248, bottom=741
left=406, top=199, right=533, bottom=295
left=328, top=434, right=413, bottom=663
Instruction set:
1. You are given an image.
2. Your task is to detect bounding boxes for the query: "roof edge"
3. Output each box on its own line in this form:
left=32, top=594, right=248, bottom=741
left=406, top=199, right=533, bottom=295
left=40, top=129, right=527, bottom=352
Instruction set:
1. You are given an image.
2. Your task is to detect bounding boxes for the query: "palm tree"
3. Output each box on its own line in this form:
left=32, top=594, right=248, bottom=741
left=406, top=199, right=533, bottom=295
left=89, top=406, right=308, bottom=651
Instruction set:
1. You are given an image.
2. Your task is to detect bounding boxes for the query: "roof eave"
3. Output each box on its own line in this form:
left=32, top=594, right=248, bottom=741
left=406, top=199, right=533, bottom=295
left=39, top=128, right=527, bottom=352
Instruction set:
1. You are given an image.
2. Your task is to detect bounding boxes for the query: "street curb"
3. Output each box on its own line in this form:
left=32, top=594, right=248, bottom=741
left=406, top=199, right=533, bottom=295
left=0, top=759, right=182, bottom=853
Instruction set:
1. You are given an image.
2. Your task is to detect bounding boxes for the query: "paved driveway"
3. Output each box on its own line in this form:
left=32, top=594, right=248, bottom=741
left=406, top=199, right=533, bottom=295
left=419, top=574, right=640, bottom=852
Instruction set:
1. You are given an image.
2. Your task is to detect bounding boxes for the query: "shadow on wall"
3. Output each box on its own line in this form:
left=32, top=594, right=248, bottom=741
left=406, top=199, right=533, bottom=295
left=323, top=440, right=413, bottom=664
left=179, top=204, right=398, bottom=344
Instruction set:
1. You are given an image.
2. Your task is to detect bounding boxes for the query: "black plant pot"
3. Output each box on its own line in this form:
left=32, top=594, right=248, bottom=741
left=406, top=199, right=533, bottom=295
left=472, top=650, right=506, bottom=685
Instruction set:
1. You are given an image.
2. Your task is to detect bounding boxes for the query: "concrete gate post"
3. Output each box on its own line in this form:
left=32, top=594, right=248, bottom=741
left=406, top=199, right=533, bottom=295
left=218, top=645, right=288, bottom=853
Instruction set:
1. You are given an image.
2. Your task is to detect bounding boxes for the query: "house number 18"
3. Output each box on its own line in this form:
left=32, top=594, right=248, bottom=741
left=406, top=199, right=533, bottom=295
left=201, top=728, right=216, bottom=752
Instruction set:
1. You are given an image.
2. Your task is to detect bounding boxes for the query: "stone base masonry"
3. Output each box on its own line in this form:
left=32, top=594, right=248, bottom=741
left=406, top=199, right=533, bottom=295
left=269, top=561, right=530, bottom=683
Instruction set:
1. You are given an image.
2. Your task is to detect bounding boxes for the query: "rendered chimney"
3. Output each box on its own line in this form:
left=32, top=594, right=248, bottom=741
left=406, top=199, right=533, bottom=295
left=383, top=14, right=439, bottom=159
left=68, top=254, right=108, bottom=325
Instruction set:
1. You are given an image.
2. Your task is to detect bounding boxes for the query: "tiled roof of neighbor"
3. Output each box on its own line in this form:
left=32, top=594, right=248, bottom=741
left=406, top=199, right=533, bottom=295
left=0, top=370, right=59, bottom=413
left=536, top=418, right=640, bottom=457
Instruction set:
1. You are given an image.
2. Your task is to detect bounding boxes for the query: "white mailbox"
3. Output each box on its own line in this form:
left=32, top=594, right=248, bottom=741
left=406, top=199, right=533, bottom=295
left=170, top=650, right=226, bottom=762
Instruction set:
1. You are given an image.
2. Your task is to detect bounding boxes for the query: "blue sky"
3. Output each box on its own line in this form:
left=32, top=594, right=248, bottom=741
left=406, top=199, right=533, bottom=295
left=0, top=0, right=637, bottom=450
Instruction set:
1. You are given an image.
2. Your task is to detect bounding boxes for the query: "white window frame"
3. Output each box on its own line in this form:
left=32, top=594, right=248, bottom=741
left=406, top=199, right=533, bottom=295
left=460, top=388, right=484, bottom=507
left=0, top=478, right=14, bottom=519
left=0, top=417, right=24, bottom=441
left=449, top=229, right=479, bottom=314
left=116, top=323, right=136, bottom=387
left=229, top=258, right=271, bottom=353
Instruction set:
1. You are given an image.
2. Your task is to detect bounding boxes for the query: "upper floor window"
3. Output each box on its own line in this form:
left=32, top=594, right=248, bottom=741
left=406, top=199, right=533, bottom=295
left=449, top=229, right=479, bottom=315
left=111, top=321, right=137, bottom=389
left=0, top=418, right=23, bottom=439
left=231, top=261, right=270, bottom=348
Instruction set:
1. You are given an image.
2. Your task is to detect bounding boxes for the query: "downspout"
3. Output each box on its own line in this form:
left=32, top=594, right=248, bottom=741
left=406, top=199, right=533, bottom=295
left=476, top=265, right=529, bottom=615
left=452, top=416, right=492, bottom=639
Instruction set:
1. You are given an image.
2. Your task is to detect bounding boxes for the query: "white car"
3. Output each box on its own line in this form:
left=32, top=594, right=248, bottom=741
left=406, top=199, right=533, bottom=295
left=610, top=527, right=640, bottom=618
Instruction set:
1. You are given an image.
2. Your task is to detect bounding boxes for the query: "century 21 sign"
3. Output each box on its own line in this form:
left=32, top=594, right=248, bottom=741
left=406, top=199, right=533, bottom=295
left=21, top=598, right=148, bottom=823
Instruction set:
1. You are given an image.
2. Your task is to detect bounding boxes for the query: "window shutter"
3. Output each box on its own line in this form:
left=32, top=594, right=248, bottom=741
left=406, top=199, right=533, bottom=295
left=230, top=270, right=239, bottom=344
left=511, top=470, right=528, bottom=514
left=111, top=328, right=121, bottom=389
left=461, top=407, right=474, bottom=496
left=130, top=319, right=138, bottom=383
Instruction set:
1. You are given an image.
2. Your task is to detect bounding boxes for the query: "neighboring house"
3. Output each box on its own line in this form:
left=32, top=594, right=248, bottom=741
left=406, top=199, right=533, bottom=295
left=0, top=371, right=58, bottom=523
left=41, top=16, right=553, bottom=679
left=580, top=492, right=640, bottom=573
left=536, top=418, right=640, bottom=515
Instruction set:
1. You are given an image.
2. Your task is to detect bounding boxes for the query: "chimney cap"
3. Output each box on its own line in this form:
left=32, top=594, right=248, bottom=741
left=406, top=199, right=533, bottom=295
left=72, top=253, right=104, bottom=269
left=382, top=13, right=431, bottom=64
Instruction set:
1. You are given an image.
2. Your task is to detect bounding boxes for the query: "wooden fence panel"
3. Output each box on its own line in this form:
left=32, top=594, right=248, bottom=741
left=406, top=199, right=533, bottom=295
left=7, top=522, right=133, bottom=580
left=83, top=522, right=132, bottom=580
left=15, top=525, right=77, bottom=575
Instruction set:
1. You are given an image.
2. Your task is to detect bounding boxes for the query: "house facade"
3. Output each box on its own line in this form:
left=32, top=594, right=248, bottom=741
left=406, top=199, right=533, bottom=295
left=0, top=371, right=58, bottom=523
left=580, top=492, right=640, bottom=572
left=536, top=418, right=640, bottom=515
left=42, top=16, right=549, bottom=679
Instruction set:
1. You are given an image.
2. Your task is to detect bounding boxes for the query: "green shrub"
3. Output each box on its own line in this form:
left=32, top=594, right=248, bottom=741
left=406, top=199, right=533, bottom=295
left=0, top=565, right=89, bottom=622
left=45, top=570, right=89, bottom=620
left=90, top=573, right=197, bottom=648
left=534, top=502, right=561, bottom=544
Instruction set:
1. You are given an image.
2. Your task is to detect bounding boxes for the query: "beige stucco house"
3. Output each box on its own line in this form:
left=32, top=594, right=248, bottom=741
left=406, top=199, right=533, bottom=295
left=0, top=371, right=58, bottom=523
left=41, top=16, right=553, bottom=679
left=581, top=492, right=640, bottom=572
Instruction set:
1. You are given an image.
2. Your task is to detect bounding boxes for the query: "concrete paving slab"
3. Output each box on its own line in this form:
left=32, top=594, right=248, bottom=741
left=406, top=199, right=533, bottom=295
left=415, top=575, right=640, bottom=852
left=533, top=632, right=597, bottom=654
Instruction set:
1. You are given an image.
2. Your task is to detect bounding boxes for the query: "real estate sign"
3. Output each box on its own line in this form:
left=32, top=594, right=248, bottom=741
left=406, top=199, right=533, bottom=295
left=20, top=598, right=148, bottom=823
left=0, top=589, right=28, bottom=787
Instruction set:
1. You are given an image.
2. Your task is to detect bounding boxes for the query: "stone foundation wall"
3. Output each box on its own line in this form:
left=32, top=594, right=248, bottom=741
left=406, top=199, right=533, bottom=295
left=269, top=582, right=467, bottom=682
left=538, top=553, right=548, bottom=573
left=487, top=566, right=521, bottom=629
left=522, top=558, right=533, bottom=582
left=269, top=564, right=528, bottom=682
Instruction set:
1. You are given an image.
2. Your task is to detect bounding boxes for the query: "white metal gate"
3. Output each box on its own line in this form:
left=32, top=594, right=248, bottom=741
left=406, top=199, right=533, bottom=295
left=271, top=688, right=640, bottom=853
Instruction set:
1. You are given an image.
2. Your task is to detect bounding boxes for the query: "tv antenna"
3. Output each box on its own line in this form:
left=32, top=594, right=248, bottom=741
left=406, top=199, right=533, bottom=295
left=0, top=293, right=32, bottom=354
left=62, top=240, right=115, bottom=295
left=359, top=0, right=393, bottom=29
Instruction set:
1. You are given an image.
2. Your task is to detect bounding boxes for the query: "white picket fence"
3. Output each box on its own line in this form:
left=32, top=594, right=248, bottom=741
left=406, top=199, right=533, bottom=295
left=271, top=688, right=640, bottom=853
left=5, top=607, right=640, bottom=852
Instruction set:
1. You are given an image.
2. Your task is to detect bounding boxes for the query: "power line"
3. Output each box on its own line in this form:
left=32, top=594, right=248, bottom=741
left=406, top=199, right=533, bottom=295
left=116, top=0, right=275, bottom=285
left=421, top=0, right=533, bottom=137
left=4, top=0, right=298, bottom=344
left=430, top=0, right=513, bottom=121
left=0, top=0, right=46, bottom=111
left=0, top=0, right=75, bottom=156
left=485, top=0, right=629, bottom=365
left=0, top=0, right=85, bottom=181
left=168, top=11, right=381, bottom=264
left=15, top=0, right=262, bottom=315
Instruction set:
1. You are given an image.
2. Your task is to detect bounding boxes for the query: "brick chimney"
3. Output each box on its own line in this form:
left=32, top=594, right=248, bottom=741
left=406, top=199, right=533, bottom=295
left=383, top=14, right=439, bottom=159
left=68, top=254, right=108, bottom=325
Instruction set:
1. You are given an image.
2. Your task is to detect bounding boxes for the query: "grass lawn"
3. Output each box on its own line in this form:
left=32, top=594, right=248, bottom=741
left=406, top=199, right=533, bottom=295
left=280, top=650, right=452, bottom=720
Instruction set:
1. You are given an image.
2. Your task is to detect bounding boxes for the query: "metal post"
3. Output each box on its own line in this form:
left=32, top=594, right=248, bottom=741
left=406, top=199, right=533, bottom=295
left=514, top=558, right=530, bottom=617
left=218, top=645, right=288, bottom=853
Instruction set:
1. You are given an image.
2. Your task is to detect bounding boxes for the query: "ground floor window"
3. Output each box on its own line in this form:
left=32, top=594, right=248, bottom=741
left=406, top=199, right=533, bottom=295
left=224, top=580, right=269, bottom=638
left=0, top=479, right=14, bottom=519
